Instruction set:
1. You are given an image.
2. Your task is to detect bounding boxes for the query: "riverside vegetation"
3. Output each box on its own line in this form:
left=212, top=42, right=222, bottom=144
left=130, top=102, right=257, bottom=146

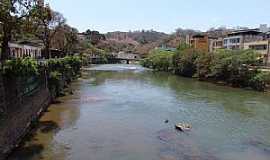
left=1, top=56, right=82, bottom=97
left=141, top=45, right=270, bottom=91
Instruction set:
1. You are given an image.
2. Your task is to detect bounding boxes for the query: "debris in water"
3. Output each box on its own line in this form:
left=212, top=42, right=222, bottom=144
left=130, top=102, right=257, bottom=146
left=175, top=123, right=192, bottom=132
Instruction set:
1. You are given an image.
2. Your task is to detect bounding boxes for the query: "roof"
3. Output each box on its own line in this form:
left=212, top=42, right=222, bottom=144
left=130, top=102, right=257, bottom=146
left=18, top=41, right=43, bottom=47
left=192, top=34, right=207, bottom=38
left=228, top=29, right=263, bottom=36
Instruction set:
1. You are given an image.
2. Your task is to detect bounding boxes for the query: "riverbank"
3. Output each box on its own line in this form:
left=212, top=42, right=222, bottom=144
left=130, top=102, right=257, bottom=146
left=0, top=56, right=82, bottom=160
left=141, top=48, right=270, bottom=91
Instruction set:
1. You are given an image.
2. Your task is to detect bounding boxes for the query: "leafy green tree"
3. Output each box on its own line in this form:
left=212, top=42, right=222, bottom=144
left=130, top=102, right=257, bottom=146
left=196, top=53, right=214, bottom=80
left=31, top=4, right=66, bottom=58
left=0, top=0, right=37, bottom=60
left=175, top=49, right=200, bottom=77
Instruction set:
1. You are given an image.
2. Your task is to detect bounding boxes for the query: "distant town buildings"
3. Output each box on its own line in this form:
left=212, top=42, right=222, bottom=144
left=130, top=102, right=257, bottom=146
left=186, top=24, right=270, bottom=65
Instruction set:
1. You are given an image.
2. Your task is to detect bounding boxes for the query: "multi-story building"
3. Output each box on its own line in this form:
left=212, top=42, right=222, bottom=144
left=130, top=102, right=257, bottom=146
left=186, top=34, right=209, bottom=52
left=244, top=40, right=269, bottom=55
left=244, top=40, right=270, bottom=64
left=223, top=29, right=264, bottom=50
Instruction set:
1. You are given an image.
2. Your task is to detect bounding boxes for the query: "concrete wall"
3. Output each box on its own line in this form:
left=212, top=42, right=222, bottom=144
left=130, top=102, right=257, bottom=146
left=0, top=75, right=51, bottom=160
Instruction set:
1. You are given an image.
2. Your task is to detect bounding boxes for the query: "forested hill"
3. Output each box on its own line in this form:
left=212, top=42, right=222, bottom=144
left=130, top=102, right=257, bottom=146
left=85, top=27, right=233, bottom=56
left=105, top=30, right=168, bottom=44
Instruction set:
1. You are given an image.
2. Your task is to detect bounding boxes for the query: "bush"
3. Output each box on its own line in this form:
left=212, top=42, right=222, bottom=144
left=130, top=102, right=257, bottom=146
left=249, top=72, right=270, bottom=91
left=196, top=53, right=214, bottom=80
left=141, top=49, right=174, bottom=72
left=2, top=58, right=39, bottom=78
left=48, top=71, right=63, bottom=96
left=142, top=47, right=269, bottom=91
left=209, top=50, right=261, bottom=87
left=174, top=49, right=201, bottom=77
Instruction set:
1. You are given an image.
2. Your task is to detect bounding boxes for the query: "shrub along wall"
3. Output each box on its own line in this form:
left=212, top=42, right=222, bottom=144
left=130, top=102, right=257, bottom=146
left=141, top=48, right=270, bottom=91
left=0, top=56, right=82, bottom=160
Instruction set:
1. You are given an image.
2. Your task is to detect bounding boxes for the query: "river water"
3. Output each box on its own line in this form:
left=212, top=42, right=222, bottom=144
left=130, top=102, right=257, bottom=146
left=8, top=64, right=270, bottom=160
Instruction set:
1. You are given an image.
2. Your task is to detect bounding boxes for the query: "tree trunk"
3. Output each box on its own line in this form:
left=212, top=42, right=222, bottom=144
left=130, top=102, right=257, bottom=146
left=1, top=24, right=12, bottom=61
left=44, top=43, right=51, bottom=59
left=44, top=27, right=51, bottom=59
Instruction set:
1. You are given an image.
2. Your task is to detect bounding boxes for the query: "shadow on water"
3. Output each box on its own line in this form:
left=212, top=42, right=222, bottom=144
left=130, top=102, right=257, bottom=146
left=7, top=121, right=60, bottom=160
left=38, top=121, right=60, bottom=134
left=8, top=144, right=45, bottom=160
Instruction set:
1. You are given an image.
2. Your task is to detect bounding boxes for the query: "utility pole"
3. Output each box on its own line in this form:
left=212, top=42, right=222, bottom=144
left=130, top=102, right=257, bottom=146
left=267, top=39, right=270, bottom=67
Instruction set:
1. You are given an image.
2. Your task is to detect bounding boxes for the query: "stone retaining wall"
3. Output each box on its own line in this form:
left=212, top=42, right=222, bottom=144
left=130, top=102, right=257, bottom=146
left=0, top=75, right=6, bottom=116
left=0, top=75, right=51, bottom=160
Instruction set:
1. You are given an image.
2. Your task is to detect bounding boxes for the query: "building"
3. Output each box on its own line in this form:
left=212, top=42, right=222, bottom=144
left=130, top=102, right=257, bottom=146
left=186, top=34, right=209, bottom=52
left=223, top=29, right=264, bottom=50
left=209, top=37, right=224, bottom=52
left=77, top=33, right=87, bottom=42
left=244, top=40, right=269, bottom=55
left=244, top=40, right=270, bottom=64
left=8, top=42, right=42, bottom=59
left=259, top=24, right=270, bottom=33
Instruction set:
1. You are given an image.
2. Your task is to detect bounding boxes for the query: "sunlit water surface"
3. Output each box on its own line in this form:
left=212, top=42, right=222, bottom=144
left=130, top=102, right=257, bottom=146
left=8, top=64, right=270, bottom=160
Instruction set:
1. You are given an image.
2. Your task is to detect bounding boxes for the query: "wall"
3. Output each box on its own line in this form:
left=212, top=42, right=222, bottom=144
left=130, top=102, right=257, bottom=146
left=0, top=74, right=51, bottom=160
left=0, top=75, right=6, bottom=118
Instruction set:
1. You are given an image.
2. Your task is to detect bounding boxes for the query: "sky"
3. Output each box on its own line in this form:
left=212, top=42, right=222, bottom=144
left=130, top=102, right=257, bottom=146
left=46, top=0, right=270, bottom=34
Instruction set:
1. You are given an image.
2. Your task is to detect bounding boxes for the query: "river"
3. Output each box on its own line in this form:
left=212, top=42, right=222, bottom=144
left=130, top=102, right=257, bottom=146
left=8, top=64, right=270, bottom=160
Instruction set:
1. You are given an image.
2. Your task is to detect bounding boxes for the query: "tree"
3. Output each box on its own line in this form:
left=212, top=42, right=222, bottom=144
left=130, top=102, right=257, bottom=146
left=83, top=29, right=105, bottom=45
left=31, top=4, right=66, bottom=58
left=0, top=0, right=37, bottom=60
left=51, top=24, right=79, bottom=54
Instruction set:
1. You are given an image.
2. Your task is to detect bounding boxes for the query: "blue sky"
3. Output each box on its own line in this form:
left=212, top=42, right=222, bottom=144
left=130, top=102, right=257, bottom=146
left=46, top=0, right=270, bottom=33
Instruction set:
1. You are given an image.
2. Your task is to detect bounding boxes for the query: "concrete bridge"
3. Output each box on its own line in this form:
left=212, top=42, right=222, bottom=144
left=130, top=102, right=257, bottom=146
left=89, top=52, right=141, bottom=64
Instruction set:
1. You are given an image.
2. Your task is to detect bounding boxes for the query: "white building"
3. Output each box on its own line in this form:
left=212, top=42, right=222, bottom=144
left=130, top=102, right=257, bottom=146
left=9, top=42, right=42, bottom=59
left=259, top=24, right=270, bottom=33
left=223, top=29, right=264, bottom=50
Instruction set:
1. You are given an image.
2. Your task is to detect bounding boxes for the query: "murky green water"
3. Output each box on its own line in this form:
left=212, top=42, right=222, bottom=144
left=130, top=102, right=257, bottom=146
left=8, top=64, right=270, bottom=160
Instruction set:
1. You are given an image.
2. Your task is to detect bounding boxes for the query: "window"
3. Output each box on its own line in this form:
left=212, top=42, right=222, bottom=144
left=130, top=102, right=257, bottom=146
left=230, top=38, right=240, bottom=43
